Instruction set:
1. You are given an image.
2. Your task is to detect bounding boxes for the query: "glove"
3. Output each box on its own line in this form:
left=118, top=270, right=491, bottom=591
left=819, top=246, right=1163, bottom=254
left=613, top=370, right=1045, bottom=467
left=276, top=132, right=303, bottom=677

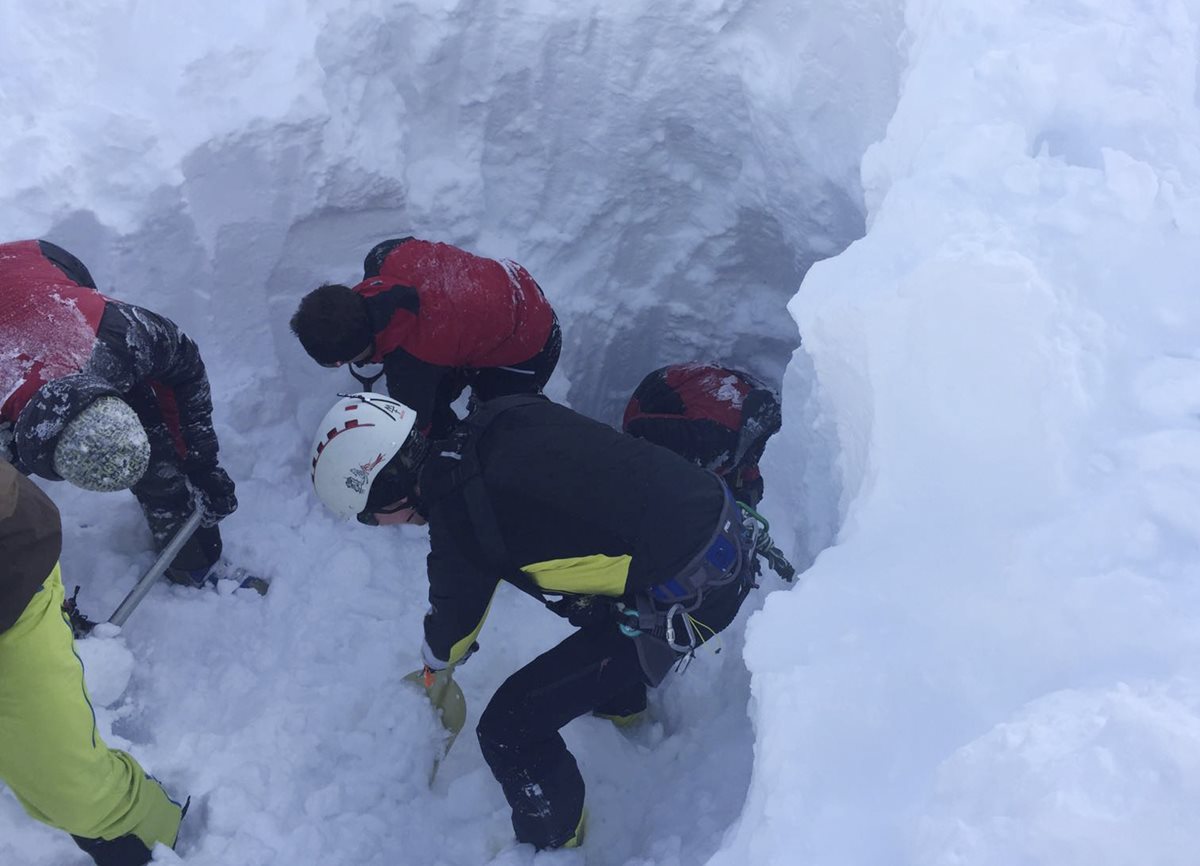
left=421, top=639, right=478, bottom=671
left=546, top=595, right=617, bottom=629
left=763, top=544, right=796, bottom=582
left=190, top=465, right=238, bottom=526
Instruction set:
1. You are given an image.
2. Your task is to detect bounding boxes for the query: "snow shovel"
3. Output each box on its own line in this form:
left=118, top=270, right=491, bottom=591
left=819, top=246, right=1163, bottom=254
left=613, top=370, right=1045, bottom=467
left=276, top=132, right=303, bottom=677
left=403, top=665, right=467, bottom=782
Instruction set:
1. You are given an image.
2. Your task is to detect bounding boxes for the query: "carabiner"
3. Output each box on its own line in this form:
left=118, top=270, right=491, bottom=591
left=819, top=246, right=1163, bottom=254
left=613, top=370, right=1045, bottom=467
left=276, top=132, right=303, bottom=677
left=664, top=603, right=699, bottom=652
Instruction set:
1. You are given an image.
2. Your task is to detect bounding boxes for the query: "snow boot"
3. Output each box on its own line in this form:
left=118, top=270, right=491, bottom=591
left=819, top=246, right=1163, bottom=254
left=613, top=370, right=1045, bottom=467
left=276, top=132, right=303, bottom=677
left=166, top=559, right=270, bottom=595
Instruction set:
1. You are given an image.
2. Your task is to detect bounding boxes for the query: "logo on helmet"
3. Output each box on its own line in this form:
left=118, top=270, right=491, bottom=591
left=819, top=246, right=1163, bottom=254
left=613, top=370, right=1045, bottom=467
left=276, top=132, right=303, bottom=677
left=345, top=453, right=385, bottom=494
left=377, top=401, right=407, bottom=421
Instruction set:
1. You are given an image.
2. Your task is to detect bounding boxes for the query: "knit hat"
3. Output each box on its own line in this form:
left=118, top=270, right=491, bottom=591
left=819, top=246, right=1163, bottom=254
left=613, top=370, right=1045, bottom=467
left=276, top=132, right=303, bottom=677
left=52, top=396, right=150, bottom=491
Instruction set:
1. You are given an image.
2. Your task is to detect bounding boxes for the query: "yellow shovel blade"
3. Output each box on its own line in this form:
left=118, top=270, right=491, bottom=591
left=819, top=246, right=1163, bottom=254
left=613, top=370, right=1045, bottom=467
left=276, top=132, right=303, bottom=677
left=404, top=667, right=467, bottom=779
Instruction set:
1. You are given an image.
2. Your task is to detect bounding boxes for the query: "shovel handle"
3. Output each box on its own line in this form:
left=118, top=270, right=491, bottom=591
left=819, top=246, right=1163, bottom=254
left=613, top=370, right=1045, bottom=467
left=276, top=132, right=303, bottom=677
left=108, top=507, right=204, bottom=627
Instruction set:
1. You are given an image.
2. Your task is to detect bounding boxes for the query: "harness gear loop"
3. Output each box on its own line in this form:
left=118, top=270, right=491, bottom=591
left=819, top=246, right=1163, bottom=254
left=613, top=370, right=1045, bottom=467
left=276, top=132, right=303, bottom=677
left=616, top=603, right=642, bottom=637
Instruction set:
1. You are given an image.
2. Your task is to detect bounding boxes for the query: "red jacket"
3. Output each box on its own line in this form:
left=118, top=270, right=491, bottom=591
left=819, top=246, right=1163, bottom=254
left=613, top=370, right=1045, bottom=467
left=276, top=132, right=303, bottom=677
left=353, top=238, right=557, bottom=434
left=0, top=240, right=107, bottom=421
left=622, top=363, right=782, bottom=506
left=357, top=237, right=554, bottom=368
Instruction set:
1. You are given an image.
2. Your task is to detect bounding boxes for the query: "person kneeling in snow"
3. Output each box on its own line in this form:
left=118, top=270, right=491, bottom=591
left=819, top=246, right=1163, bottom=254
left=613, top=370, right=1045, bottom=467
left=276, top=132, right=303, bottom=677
left=0, top=460, right=186, bottom=865
left=623, top=362, right=782, bottom=508
left=309, top=391, right=761, bottom=850
left=290, top=236, right=561, bottom=439
left=0, top=239, right=255, bottom=592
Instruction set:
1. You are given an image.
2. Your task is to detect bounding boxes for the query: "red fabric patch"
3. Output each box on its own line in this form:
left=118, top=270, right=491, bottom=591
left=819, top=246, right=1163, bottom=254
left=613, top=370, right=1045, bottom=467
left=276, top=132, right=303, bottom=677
left=0, top=240, right=107, bottom=422
left=150, top=381, right=188, bottom=461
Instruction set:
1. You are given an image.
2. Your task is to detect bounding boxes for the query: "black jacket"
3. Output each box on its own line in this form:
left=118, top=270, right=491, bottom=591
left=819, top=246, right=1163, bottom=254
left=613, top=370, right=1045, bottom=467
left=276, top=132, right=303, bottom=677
left=418, top=396, right=726, bottom=665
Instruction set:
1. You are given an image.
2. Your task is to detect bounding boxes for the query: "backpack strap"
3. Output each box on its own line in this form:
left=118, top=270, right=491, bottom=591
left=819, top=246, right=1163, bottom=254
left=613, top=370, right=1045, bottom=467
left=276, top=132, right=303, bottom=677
left=443, top=395, right=550, bottom=603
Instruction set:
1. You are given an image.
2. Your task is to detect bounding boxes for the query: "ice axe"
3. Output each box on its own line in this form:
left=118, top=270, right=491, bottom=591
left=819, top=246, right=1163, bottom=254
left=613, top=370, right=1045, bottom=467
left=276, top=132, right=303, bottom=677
left=403, top=664, right=467, bottom=782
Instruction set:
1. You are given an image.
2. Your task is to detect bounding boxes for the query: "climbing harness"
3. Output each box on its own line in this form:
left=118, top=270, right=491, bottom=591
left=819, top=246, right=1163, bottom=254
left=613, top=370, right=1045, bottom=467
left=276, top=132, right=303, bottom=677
left=619, top=488, right=799, bottom=681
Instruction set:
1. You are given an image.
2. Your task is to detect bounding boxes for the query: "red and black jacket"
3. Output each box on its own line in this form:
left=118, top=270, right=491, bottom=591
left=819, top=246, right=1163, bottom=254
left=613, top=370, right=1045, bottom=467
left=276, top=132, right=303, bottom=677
left=622, top=363, right=782, bottom=506
left=354, top=238, right=556, bottom=428
left=0, top=240, right=221, bottom=482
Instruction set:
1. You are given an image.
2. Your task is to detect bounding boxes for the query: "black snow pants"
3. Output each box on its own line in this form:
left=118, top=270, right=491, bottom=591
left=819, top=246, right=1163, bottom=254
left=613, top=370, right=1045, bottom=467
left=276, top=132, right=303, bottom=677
left=476, top=622, right=643, bottom=849
left=476, top=575, right=747, bottom=850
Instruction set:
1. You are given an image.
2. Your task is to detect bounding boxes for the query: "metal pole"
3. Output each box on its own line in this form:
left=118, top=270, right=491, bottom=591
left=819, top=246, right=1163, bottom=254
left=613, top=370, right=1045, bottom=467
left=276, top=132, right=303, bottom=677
left=108, top=508, right=204, bottom=627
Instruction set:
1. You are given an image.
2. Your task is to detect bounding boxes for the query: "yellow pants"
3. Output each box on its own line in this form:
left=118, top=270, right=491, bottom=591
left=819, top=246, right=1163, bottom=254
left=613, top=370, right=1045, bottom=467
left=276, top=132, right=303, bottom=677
left=0, top=565, right=182, bottom=851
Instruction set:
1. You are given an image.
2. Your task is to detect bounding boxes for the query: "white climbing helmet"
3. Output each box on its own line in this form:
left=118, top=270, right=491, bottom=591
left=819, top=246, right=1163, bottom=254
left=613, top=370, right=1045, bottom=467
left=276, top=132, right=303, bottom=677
left=53, top=396, right=150, bottom=492
left=310, top=392, right=419, bottom=519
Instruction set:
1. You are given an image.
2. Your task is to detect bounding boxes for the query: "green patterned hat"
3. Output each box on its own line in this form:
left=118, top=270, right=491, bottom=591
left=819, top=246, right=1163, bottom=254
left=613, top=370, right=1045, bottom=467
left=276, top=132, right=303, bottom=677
left=52, top=397, right=150, bottom=492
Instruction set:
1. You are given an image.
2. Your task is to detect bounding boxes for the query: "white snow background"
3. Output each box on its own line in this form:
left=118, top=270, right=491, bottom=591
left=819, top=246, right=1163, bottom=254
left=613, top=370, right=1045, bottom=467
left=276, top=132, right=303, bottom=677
left=2, top=1, right=1199, bottom=864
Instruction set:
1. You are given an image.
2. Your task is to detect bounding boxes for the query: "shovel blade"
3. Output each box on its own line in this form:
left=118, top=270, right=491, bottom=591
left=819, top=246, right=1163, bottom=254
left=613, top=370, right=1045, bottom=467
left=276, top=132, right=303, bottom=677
left=404, top=668, right=467, bottom=739
left=405, top=668, right=467, bottom=783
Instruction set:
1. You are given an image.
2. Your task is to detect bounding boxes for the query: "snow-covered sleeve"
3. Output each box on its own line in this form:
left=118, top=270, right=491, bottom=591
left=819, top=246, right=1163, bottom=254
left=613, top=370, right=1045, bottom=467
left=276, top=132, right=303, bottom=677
left=421, top=512, right=500, bottom=668
left=92, top=301, right=222, bottom=470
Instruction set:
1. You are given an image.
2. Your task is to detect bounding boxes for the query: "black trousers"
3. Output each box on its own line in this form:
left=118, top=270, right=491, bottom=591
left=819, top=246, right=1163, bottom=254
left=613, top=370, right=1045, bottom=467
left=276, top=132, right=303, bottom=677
left=124, top=384, right=221, bottom=573
left=471, top=315, right=562, bottom=402
left=476, top=574, right=749, bottom=849
left=476, top=622, right=644, bottom=849
left=72, top=833, right=155, bottom=866
left=425, top=317, right=563, bottom=439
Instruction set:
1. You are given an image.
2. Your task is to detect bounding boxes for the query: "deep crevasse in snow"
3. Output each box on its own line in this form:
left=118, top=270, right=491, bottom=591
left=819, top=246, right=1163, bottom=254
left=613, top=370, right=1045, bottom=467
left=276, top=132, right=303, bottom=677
left=2, top=0, right=1199, bottom=865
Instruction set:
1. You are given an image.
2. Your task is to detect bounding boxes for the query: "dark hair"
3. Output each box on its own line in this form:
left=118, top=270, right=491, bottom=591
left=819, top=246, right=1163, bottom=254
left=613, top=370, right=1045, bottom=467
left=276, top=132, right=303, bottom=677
left=290, top=284, right=373, bottom=366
